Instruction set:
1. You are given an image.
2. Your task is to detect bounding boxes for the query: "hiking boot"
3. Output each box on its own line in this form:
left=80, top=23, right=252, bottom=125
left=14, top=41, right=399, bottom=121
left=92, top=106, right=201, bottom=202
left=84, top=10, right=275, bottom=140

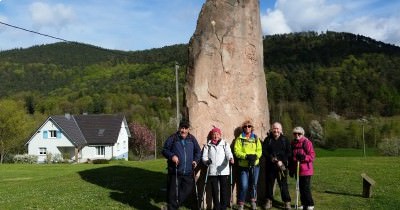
left=264, top=199, right=272, bottom=209
left=284, top=202, right=291, bottom=209
left=251, top=201, right=257, bottom=210
left=238, top=204, right=244, bottom=210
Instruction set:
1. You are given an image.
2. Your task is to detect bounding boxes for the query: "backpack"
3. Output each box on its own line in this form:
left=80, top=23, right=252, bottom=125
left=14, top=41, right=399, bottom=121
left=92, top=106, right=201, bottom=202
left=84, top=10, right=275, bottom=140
left=201, top=140, right=228, bottom=164
left=240, top=134, right=260, bottom=148
left=292, top=139, right=309, bottom=155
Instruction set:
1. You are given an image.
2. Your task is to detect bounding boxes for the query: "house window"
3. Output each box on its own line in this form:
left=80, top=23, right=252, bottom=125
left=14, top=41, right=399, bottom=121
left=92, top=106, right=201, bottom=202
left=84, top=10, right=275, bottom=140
left=98, top=129, right=105, bottom=136
left=49, top=130, right=57, bottom=138
left=39, top=147, right=47, bottom=155
left=96, top=146, right=105, bottom=156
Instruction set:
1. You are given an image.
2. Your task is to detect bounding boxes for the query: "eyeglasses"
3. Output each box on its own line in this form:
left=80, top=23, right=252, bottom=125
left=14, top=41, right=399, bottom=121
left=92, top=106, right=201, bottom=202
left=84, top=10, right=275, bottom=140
left=243, top=125, right=252, bottom=128
left=293, top=133, right=302, bottom=136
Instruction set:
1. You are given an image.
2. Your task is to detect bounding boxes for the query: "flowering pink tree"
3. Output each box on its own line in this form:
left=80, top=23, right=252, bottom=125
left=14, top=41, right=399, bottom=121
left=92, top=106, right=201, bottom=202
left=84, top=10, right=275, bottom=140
left=128, top=122, right=155, bottom=160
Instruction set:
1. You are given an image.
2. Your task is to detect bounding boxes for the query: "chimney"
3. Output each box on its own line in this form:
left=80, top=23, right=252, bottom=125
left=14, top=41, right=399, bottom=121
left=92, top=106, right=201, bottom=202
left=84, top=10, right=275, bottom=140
left=65, top=113, right=71, bottom=120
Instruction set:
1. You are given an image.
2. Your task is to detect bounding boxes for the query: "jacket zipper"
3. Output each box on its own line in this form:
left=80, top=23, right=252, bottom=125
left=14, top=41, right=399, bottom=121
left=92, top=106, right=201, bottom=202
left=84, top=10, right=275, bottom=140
left=183, top=143, right=187, bottom=174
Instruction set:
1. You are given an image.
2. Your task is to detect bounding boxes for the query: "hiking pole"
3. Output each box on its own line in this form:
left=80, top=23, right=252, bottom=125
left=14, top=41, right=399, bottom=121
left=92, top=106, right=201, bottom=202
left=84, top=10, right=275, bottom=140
left=250, top=165, right=257, bottom=200
left=295, top=161, right=300, bottom=209
left=230, top=164, right=233, bottom=210
left=193, top=170, right=201, bottom=210
left=200, top=165, right=210, bottom=210
left=175, top=164, right=179, bottom=206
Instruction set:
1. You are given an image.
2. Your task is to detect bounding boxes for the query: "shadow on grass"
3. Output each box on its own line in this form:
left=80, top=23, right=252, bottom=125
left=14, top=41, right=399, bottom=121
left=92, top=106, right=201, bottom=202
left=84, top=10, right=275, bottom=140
left=324, top=190, right=362, bottom=197
left=78, top=165, right=166, bottom=210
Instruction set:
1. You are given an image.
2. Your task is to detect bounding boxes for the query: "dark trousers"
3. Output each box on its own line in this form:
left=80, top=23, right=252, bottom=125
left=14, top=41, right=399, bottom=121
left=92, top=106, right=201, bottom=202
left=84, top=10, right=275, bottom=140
left=209, top=175, right=229, bottom=210
left=299, top=176, right=314, bottom=208
left=167, top=174, right=194, bottom=210
left=266, top=168, right=291, bottom=202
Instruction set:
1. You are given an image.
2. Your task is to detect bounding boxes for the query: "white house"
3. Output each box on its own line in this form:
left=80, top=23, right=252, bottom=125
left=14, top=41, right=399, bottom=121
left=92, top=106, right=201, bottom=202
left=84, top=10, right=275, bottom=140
left=26, top=114, right=131, bottom=163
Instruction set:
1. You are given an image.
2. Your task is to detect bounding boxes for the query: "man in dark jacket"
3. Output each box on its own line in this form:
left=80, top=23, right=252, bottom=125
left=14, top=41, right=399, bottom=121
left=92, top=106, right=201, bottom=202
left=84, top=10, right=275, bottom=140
left=262, top=122, right=292, bottom=209
left=162, top=120, right=201, bottom=210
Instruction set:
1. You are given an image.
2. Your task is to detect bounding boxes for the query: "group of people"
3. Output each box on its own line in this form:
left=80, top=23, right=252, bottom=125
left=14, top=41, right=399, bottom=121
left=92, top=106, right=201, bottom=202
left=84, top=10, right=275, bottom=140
left=162, top=120, right=316, bottom=210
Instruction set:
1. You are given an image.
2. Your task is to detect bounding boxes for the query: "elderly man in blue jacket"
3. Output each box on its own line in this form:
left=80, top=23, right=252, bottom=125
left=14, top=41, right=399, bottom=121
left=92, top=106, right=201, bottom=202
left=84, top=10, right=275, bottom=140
left=162, top=120, right=201, bottom=210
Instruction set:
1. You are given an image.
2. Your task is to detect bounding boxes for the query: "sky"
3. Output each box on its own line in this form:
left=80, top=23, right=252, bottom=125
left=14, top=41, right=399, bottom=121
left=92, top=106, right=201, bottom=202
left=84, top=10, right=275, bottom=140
left=0, top=0, right=399, bottom=51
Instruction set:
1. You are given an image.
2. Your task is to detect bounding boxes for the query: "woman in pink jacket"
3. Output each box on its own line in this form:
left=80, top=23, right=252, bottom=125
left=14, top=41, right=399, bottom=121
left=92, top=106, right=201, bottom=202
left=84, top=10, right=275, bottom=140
left=290, top=126, right=316, bottom=210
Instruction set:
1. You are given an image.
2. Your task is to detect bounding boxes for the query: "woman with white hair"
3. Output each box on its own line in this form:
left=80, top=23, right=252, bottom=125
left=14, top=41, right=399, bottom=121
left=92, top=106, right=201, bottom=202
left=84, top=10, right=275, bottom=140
left=290, top=126, right=316, bottom=210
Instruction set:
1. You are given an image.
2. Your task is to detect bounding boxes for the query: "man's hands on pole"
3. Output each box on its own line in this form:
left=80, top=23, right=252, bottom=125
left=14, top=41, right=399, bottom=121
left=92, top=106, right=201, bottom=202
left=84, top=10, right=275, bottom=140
left=172, top=155, right=179, bottom=165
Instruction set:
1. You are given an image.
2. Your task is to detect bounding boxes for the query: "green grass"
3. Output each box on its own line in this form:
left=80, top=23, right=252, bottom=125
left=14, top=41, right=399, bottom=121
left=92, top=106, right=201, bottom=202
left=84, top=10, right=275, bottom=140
left=0, top=160, right=168, bottom=210
left=310, top=156, right=400, bottom=210
left=267, top=149, right=399, bottom=210
left=0, top=150, right=399, bottom=210
left=316, top=147, right=381, bottom=157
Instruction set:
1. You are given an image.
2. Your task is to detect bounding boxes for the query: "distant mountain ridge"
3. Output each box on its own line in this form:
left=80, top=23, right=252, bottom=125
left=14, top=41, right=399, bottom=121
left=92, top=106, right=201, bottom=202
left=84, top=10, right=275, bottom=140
left=1, top=31, right=399, bottom=68
left=0, top=42, right=187, bottom=68
left=263, top=31, right=400, bottom=68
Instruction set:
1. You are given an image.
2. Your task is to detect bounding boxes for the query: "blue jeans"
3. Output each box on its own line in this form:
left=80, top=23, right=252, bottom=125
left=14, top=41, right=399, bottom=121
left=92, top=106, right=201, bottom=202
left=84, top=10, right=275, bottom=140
left=238, top=166, right=260, bottom=204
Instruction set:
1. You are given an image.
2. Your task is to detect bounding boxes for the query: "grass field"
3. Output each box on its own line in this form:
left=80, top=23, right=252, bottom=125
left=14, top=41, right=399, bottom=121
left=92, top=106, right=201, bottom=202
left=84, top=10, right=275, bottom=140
left=0, top=149, right=398, bottom=210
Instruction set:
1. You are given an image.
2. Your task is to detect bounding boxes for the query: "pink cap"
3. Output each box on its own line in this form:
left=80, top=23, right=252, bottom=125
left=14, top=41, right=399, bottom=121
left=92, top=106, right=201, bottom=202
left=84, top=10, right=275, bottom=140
left=210, top=126, right=221, bottom=135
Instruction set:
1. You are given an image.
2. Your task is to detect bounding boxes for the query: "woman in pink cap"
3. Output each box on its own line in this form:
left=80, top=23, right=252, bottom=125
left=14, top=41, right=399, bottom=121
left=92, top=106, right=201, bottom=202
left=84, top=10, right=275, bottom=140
left=202, top=126, right=234, bottom=210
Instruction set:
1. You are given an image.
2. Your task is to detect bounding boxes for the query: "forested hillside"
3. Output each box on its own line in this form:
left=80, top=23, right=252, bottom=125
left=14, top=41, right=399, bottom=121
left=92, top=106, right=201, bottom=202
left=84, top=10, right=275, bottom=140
left=1, top=31, right=399, bottom=155
left=0, top=42, right=187, bottom=67
left=263, top=31, right=400, bottom=120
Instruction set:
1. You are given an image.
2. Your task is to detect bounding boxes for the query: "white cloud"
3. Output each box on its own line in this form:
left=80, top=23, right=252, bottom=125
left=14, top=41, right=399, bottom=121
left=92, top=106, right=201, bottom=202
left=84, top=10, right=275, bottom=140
left=1, top=0, right=399, bottom=50
left=29, top=2, right=75, bottom=30
left=261, top=9, right=291, bottom=34
left=262, top=0, right=342, bottom=33
left=336, top=15, right=400, bottom=46
left=261, top=0, right=400, bottom=46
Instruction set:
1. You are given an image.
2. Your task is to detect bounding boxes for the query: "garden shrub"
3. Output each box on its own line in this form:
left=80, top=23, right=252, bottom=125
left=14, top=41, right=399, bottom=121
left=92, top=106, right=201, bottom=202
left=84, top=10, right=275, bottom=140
left=45, top=153, right=53, bottom=164
left=13, top=154, right=38, bottom=164
left=92, top=159, right=109, bottom=164
left=378, top=137, right=400, bottom=156
left=52, top=153, right=64, bottom=163
left=3, top=153, right=15, bottom=163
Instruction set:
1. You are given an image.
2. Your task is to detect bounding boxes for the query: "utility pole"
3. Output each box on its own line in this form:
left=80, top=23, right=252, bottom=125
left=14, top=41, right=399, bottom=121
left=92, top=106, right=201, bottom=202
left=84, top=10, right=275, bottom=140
left=175, top=62, right=180, bottom=129
left=154, top=131, right=157, bottom=160
left=359, top=118, right=368, bottom=157
left=362, top=123, right=366, bottom=157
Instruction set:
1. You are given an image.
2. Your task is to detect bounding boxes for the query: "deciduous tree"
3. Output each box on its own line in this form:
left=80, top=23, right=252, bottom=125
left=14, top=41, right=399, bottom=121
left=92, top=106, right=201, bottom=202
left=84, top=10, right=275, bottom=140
left=128, top=122, right=155, bottom=160
left=0, top=99, right=32, bottom=163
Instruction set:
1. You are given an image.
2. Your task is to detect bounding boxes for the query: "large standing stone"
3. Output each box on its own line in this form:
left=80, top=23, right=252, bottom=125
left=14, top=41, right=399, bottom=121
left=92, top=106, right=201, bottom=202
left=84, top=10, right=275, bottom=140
left=185, top=0, right=269, bottom=144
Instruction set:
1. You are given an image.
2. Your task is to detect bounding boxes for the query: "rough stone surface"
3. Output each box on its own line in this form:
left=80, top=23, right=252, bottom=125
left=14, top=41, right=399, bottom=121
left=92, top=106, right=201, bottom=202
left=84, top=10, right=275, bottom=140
left=185, top=0, right=269, bottom=145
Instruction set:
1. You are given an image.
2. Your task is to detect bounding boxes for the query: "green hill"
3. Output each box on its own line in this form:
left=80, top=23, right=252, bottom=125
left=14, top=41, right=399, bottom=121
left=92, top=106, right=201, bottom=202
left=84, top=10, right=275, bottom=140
left=0, top=42, right=187, bottom=68
left=0, top=31, right=399, bottom=124
left=264, top=31, right=400, bottom=67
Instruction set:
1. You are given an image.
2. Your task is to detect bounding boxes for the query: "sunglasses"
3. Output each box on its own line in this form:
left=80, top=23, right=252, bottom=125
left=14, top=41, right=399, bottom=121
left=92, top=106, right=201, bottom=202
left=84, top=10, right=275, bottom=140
left=243, top=125, right=253, bottom=128
left=293, top=133, right=302, bottom=135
